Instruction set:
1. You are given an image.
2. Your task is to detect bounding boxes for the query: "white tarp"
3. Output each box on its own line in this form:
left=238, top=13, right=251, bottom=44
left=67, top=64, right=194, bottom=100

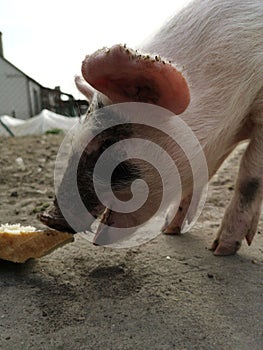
left=0, top=109, right=79, bottom=137
left=0, top=115, right=25, bottom=136
left=1, top=115, right=25, bottom=126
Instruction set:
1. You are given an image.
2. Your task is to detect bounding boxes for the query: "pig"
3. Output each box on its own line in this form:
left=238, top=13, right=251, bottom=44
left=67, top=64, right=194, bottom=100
left=40, top=0, right=263, bottom=255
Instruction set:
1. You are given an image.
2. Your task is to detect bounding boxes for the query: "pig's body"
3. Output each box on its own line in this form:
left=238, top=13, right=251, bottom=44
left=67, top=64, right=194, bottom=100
left=142, top=0, right=262, bottom=174
left=142, top=0, right=263, bottom=254
left=41, top=0, right=263, bottom=255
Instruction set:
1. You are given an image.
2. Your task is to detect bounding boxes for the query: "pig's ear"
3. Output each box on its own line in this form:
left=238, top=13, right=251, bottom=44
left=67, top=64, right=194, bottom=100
left=81, top=45, right=190, bottom=115
left=75, top=75, right=95, bottom=101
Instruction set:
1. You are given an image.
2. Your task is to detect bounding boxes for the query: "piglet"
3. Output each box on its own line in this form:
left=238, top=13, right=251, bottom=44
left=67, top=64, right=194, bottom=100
left=41, top=0, right=263, bottom=255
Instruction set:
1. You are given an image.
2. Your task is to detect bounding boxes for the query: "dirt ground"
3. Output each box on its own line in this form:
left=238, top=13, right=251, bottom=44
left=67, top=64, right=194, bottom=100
left=0, top=134, right=262, bottom=350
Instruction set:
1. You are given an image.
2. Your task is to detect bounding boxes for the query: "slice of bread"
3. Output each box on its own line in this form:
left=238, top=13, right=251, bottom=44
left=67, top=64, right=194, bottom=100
left=0, top=224, right=74, bottom=263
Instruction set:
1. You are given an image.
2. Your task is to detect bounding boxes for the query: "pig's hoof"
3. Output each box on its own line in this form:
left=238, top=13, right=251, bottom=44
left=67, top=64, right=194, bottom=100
left=211, top=239, right=241, bottom=256
left=162, top=225, right=181, bottom=235
left=161, top=214, right=181, bottom=235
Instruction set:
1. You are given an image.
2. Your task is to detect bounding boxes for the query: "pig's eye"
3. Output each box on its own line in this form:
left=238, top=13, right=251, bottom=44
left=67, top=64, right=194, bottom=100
left=93, top=95, right=105, bottom=111
left=86, top=95, right=105, bottom=117
left=97, top=99, right=104, bottom=109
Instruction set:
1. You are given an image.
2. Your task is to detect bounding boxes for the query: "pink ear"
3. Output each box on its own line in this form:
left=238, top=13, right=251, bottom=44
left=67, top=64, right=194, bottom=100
left=75, top=75, right=95, bottom=101
left=81, top=44, right=190, bottom=115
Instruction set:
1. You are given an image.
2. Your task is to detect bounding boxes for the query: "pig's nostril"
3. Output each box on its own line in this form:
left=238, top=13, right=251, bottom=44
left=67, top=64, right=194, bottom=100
left=38, top=211, right=49, bottom=222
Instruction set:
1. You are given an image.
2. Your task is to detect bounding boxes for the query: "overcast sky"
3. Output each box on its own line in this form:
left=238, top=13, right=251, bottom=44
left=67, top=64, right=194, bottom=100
left=1, top=0, right=191, bottom=98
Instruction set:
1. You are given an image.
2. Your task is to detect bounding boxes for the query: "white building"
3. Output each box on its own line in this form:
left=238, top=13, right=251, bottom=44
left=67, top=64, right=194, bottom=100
left=0, top=32, right=44, bottom=119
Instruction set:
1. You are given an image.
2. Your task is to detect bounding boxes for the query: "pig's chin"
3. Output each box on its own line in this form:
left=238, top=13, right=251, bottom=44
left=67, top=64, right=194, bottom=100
left=93, top=209, right=139, bottom=246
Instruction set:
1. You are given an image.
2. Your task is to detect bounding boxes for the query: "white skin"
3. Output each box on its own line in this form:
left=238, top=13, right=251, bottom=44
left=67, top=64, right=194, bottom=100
left=74, top=0, right=263, bottom=255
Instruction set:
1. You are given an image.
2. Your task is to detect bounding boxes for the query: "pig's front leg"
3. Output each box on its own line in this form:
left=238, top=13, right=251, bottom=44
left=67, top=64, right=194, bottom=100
left=162, top=194, right=193, bottom=234
left=212, top=124, right=263, bottom=256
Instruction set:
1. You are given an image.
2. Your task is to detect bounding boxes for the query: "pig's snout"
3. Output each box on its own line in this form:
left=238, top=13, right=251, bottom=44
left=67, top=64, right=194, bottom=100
left=39, top=203, right=76, bottom=233
left=39, top=198, right=105, bottom=234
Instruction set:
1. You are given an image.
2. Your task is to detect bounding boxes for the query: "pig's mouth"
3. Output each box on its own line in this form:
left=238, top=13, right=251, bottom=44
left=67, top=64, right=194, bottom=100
left=39, top=202, right=138, bottom=246
left=38, top=199, right=120, bottom=244
left=93, top=208, right=121, bottom=246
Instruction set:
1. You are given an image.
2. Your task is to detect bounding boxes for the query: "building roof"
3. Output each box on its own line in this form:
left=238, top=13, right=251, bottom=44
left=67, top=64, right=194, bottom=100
left=0, top=53, right=43, bottom=88
left=0, top=32, right=73, bottom=98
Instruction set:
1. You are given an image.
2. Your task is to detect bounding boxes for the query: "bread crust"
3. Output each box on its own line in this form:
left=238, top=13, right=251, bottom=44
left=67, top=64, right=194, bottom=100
left=0, top=228, right=74, bottom=263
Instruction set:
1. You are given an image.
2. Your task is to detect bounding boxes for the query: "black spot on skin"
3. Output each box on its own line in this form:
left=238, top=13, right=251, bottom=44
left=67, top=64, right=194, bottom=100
left=239, top=178, right=261, bottom=204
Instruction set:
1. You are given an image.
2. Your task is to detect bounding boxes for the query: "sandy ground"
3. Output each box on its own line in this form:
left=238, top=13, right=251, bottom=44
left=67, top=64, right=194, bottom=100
left=0, top=134, right=262, bottom=350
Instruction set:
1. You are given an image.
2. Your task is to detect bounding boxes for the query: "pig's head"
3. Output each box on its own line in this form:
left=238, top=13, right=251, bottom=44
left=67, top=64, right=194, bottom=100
left=40, top=44, right=190, bottom=245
